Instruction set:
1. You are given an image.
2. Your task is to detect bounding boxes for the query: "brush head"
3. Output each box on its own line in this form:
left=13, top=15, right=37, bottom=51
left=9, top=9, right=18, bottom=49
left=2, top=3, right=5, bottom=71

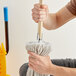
left=26, top=41, right=51, bottom=56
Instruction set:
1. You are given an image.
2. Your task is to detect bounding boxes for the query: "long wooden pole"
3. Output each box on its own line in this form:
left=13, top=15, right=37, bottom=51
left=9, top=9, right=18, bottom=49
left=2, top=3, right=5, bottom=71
left=38, top=0, right=43, bottom=41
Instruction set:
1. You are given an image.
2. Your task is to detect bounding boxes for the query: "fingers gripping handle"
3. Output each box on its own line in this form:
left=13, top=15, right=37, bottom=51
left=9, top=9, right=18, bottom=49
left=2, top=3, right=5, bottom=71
left=38, top=0, right=43, bottom=41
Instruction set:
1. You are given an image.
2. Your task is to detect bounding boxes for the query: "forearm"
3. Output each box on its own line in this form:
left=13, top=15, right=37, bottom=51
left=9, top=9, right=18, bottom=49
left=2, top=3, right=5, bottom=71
left=51, top=65, right=76, bottom=76
left=43, top=7, right=75, bottom=30
left=43, top=13, right=57, bottom=30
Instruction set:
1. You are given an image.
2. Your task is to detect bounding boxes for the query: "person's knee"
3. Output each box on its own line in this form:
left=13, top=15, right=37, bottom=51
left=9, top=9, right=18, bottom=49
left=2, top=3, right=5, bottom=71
left=19, top=63, right=28, bottom=76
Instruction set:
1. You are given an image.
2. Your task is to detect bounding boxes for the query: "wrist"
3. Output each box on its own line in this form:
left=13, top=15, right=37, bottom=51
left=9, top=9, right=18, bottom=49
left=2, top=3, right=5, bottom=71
left=50, top=64, right=66, bottom=76
left=43, top=13, right=51, bottom=30
left=43, top=13, right=57, bottom=30
left=49, top=64, right=58, bottom=75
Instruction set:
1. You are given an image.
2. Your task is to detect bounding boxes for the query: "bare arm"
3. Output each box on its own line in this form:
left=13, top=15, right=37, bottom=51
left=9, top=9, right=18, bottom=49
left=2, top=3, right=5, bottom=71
left=43, top=6, right=76, bottom=30
left=52, top=65, right=76, bottom=76
left=28, top=51, right=76, bottom=76
left=32, top=4, right=76, bottom=30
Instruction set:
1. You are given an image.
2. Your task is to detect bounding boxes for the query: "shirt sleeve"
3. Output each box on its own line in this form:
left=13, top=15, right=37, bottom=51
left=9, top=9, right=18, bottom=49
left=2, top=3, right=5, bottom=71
left=66, top=0, right=76, bottom=16
left=52, top=59, right=76, bottom=68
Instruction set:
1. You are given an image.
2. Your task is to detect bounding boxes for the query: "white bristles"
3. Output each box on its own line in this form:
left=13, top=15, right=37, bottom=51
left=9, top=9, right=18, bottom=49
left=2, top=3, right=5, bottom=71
left=26, top=41, right=51, bottom=76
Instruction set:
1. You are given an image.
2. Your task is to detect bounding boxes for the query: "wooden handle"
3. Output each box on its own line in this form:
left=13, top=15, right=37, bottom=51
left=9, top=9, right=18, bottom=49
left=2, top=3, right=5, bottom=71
left=39, top=0, right=42, bottom=5
left=38, top=0, right=43, bottom=40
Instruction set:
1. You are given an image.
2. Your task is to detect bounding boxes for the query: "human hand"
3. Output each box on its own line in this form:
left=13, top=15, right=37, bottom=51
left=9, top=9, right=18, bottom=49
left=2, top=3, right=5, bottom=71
left=32, top=3, right=49, bottom=23
left=28, top=51, right=54, bottom=75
